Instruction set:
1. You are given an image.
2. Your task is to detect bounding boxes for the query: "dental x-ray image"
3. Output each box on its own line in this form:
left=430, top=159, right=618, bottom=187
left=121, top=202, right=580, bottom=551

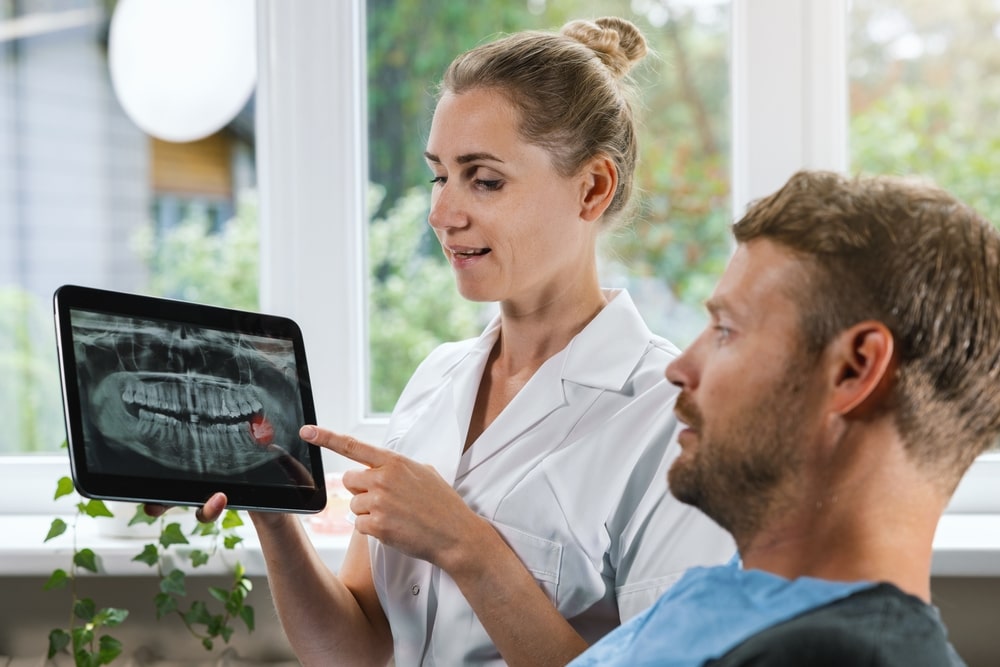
left=55, top=285, right=325, bottom=512
left=71, top=310, right=308, bottom=485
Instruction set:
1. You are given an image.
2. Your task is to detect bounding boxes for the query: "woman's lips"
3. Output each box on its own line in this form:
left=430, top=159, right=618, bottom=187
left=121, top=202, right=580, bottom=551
left=448, top=245, right=491, bottom=266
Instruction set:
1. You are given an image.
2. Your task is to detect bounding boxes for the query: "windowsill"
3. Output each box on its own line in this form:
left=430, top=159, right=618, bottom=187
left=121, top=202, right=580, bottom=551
left=0, top=514, right=351, bottom=578
left=0, top=512, right=997, bottom=578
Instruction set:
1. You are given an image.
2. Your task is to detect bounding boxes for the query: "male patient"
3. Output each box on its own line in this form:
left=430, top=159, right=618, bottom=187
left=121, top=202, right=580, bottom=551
left=569, top=170, right=1000, bottom=666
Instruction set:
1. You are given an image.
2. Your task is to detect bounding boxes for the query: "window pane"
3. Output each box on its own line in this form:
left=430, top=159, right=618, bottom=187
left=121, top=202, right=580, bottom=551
left=365, top=0, right=732, bottom=414
left=848, top=0, right=1000, bottom=451
left=0, top=0, right=257, bottom=455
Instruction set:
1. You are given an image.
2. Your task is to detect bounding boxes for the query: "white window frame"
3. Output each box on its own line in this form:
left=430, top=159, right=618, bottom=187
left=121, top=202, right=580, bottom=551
left=2, top=0, right=996, bottom=515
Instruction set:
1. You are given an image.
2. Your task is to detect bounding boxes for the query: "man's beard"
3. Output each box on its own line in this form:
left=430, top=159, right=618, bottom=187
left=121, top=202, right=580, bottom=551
left=668, top=369, right=813, bottom=542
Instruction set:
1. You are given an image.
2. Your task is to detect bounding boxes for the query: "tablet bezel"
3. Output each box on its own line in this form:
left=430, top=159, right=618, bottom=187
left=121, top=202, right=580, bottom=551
left=53, top=284, right=327, bottom=514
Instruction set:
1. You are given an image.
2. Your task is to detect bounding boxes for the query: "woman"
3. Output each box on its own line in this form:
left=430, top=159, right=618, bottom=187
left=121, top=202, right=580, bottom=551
left=164, top=17, right=733, bottom=666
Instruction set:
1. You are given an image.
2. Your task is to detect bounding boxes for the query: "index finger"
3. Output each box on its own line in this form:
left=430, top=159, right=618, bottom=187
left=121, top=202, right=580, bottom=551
left=299, top=425, right=388, bottom=467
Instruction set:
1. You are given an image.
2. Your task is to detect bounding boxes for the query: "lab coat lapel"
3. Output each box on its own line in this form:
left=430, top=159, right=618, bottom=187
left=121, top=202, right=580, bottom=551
left=460, top=352, right=570, bottom=473
left=457, top=289, right=661, bottom=478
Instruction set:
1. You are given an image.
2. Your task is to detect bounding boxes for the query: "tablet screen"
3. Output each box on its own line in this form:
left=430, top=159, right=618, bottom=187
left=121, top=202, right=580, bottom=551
left=53, top=285, right=326, bottom=513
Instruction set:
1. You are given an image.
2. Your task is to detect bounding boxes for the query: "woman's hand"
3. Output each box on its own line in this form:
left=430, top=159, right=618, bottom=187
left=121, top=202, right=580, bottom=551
left=144, top=491, right=229, bottom=523
left=300, top=425, right=482, bottom=570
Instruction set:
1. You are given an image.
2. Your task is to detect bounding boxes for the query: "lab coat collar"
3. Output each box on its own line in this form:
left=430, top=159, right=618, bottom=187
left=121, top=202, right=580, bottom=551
left=436, top=288, right=658, bottom=392
left=561, top=289, right=660, bottom=391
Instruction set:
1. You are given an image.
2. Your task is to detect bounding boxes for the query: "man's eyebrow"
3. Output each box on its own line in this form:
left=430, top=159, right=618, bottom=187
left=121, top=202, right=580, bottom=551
left=705, top=296, right=734, bottom=318
left=423, top=151, right=504, bottom=165
left=705, top=297, right=723, bottom=316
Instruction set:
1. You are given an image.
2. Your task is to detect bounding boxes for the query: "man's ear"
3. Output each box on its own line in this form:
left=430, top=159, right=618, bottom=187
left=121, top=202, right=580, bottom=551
left=579, top=155, right=618, bottom=222
left=829, top=321, right=897, bottom=418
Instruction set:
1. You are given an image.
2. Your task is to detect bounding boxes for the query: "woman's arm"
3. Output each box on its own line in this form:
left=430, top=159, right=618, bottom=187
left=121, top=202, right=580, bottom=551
left=304, top=427, right=589, bottom=667
left=250, top=511, right=393, bottom=667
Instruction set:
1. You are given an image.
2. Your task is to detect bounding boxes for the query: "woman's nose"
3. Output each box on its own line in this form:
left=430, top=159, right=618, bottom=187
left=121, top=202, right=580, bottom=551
left=428, top=184, right=468, bottom=231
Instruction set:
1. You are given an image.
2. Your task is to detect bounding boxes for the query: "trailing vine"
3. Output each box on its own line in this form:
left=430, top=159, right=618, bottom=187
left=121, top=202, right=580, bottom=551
left=43, top=474, right=255, bottom=666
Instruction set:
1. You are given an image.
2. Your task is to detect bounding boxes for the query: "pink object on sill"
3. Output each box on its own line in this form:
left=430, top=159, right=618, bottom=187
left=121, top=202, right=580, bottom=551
left=306, top=473, right=355, bottom=536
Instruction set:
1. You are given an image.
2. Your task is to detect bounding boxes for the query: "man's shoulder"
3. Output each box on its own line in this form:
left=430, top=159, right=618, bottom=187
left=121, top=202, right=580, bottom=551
left=707, top=583, right=966, bottom=667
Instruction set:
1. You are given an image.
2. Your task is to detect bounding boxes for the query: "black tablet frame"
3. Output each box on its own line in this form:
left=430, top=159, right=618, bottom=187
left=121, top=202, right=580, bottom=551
left=53, top=284, right=326, bottom=513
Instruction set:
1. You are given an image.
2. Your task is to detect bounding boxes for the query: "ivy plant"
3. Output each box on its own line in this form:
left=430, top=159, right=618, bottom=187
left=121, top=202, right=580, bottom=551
left=43, top=472, right=255, bottom=665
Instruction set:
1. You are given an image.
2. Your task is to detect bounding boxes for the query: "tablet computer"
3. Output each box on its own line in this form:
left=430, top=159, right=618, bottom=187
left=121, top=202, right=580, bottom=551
left=53, top=284, right=327, bottom=513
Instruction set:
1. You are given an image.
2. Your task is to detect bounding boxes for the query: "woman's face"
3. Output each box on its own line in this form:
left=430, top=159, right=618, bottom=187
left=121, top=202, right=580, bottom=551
left=424, top=88, right=599, bottom=309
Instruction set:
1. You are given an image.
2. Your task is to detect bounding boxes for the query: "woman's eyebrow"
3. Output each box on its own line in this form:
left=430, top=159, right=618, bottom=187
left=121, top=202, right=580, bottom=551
left=423, top=151, right=504, bottom=165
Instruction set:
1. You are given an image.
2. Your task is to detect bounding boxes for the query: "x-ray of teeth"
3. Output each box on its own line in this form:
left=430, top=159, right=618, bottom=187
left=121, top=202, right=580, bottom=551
left=71, top=310, right=308, bottom=484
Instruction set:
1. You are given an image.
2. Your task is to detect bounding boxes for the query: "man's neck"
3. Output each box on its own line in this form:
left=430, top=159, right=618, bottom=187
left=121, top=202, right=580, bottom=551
left=735, top=435, right=947, bottom=603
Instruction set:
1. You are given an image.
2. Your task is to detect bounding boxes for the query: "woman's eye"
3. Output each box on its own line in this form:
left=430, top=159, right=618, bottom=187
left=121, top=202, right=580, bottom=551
left=476, top=179, right=502, bottom=191
left=714, top=325, right=732, bottom=344
left=429, top=176, right=446, bottom=185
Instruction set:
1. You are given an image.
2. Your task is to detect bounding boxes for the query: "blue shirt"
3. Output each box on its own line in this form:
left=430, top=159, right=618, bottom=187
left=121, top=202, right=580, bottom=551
left=568, top=558, right=874, bottom=667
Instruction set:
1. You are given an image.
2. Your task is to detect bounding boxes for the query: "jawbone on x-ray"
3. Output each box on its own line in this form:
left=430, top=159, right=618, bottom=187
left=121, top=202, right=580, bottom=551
left=72, top=312, right=304, bottom=477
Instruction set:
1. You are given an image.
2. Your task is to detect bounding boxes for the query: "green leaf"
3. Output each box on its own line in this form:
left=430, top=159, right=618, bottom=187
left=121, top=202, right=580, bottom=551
left=132, top=544, right=160, bottom=567
left=128, top=505, right=158, bottom=526
left=73, top=597, right=97, bottom=622
left=223, top=534, right=244, bottom=549
left=160, top=568, right=186, bottom=596
left=189, top=549, right=210, bottom=567
left=54, top=476, right=75, bottom=500
left=240, top=604, right=255, bottom=631
left=201, top=637, right=214, bottom=651
left=221, top=510, right=244, bottom=530
left=83, top=499, right=114, bottom=518
left=74, top=548, right=99, bottom=573
left=94, top=607, right=129, bottom=627
left=71, top=625, right=94, bottom=651
left=208, top=586, right=229, bottom=604
left=194, top=520, right=219, bottom=537
left=154, top=592, right=177, bottom=619
left=47, top=628, right=71, bottom=658
left=44, top=568, right=70, bottom=591
left=45, top=517, right=68, bottom=542
left=220, top=623, right=235, bottom=643
left=184, top=600, right=212, bottom=626
left=160, top=522, right=190, bottom=547
left=97, top=635, right=124, bottom=664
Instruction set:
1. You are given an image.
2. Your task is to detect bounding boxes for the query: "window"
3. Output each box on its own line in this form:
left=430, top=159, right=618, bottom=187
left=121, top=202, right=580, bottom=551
left=847, top=0, right=1000, bottom=501
left=2, top=0, right=996, bottom=514
left=0, top=0, right=257, bottom=509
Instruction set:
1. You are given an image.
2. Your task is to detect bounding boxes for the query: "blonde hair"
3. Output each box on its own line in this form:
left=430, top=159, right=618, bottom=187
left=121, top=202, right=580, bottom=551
left=440, top=17, right=648, bottom=227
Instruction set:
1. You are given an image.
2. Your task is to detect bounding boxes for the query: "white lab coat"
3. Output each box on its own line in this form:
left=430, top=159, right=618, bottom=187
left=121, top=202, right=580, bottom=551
left=371, top=289, right=736, bottom=666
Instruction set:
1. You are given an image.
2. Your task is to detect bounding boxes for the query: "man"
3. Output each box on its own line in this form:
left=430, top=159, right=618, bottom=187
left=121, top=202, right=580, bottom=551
left=568, top=170, right=1000, bottom=666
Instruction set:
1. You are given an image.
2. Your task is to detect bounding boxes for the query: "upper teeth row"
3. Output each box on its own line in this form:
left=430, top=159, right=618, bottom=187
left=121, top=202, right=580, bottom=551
left=122, top=380, right=262, bottom=419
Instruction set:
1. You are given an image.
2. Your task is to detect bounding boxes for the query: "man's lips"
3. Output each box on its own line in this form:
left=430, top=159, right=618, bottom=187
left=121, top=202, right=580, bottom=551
left=673, top=392, right=702, bottom=443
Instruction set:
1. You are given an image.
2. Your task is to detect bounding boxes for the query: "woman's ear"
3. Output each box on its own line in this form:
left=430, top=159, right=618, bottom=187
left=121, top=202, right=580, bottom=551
left=579, top=155, right=617, bottom=222
left=828, top=321, right=897, bottom=418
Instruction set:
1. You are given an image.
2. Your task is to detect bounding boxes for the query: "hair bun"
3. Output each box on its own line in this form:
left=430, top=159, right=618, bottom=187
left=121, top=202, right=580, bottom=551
left=561, top=16, right=648, bottom=78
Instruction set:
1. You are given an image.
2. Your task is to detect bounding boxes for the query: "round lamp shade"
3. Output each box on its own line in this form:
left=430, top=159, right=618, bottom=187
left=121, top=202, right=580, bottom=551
left=109, top=0, right=257, bottom=143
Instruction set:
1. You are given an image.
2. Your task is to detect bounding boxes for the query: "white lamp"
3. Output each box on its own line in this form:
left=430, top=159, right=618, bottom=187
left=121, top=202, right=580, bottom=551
left=108, top=0, right=257, bottom=143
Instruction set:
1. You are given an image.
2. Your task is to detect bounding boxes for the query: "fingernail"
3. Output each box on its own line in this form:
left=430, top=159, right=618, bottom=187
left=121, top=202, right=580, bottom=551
left=301, top=425, right=317, bottom=440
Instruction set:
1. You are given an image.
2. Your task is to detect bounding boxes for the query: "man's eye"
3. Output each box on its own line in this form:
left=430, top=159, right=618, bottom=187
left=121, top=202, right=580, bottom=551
left=714, top=325, right=732, bottom=343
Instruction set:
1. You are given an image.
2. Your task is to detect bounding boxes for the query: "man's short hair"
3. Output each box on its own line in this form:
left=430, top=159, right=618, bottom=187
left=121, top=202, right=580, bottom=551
left=733, top=170, right=1000, bottom=491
